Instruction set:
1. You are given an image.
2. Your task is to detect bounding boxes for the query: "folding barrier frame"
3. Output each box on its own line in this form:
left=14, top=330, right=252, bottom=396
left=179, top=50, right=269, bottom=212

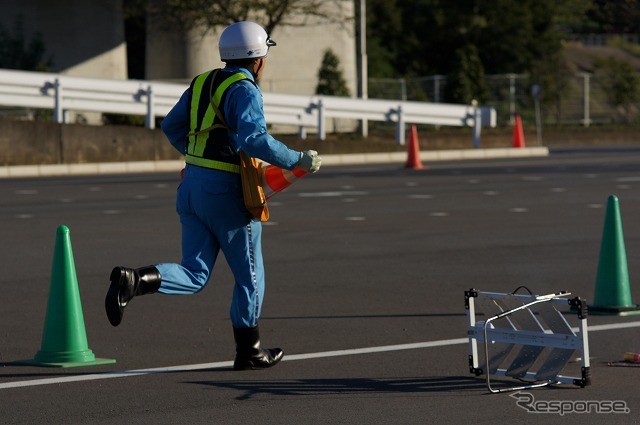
left=465, top=288, right=591, bottom=393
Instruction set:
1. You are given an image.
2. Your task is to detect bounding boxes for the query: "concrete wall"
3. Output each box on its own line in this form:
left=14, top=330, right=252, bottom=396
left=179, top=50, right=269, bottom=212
left=2, top=1, right=355, bottom=95
left=145, top=5, right=357, bottom=96
left=0, top=118, right=180, bottom=166
left=4, top=117, right=640, bottom=167
left=263, top=18, right=357, bottom=96
left=1, top=0, right=127, bottom=79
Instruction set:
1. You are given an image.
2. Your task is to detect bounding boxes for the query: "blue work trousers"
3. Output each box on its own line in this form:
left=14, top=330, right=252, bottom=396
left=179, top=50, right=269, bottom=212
left=155, top=165, right=265, bottom=328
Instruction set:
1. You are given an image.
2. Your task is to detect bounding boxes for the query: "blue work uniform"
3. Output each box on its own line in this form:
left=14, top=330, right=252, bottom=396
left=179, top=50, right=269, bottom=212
left=157, top=65, right=301, bottom=328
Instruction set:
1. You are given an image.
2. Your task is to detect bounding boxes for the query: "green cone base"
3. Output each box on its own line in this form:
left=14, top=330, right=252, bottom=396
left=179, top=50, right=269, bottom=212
left=14, top=355, right=116, bottom=368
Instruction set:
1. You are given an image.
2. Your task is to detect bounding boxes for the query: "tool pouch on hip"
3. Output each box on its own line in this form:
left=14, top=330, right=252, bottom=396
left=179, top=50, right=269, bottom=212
left=239, top=150, right=269, bottom=222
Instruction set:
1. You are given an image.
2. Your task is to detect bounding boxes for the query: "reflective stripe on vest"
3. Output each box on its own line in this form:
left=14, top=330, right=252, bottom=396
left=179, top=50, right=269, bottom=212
left=186, top=71, right=248, bottom=173
left=185, top=156, right=241, bottom=173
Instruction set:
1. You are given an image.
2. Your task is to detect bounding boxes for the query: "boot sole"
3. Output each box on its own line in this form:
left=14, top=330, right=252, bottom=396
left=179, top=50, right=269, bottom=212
left=105, top=267, right=125, bottom=327
left=233, top=351, right=284, bottom=371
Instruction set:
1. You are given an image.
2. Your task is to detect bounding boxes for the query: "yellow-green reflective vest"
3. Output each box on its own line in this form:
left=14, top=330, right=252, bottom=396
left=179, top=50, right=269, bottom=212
left=185, top=69, right=254, bottom=173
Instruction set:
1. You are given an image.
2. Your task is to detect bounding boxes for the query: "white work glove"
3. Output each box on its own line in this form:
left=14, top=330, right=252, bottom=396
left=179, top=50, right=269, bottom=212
left=297, top=150, right=322, bottom=173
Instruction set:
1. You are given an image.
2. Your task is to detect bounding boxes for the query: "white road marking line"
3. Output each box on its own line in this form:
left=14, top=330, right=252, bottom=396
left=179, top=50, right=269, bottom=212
left=509, top=207, right=529, bottom=213
left=299, top=191, right=368, bottom=197
left=587, top=321, right=640, bottom=332
left=0, top=361, right=234, bottom=390
left=285, top=338, right=468, bottom=361
left=3, top=321, right=640, bottom=391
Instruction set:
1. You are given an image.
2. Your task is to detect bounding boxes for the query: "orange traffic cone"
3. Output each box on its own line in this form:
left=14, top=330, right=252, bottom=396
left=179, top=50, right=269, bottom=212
left=513, top=115, right=526, bottom=148
left=262, top=165, right=308, bottom=199
left=405, top=124, right=425, bottom=169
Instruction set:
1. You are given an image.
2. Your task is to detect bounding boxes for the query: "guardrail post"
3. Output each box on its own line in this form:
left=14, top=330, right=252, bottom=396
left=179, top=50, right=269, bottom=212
left=471, top=100, right=481, bottom=148
left=144, top=85, right=155, bottom=129
left=53, top=78, right=64, bottom=124
left=395, top=105, right=405, bottom=145
left=582, top=73, right=591, bottom=128
left=316, top=99, right=326, bottom=140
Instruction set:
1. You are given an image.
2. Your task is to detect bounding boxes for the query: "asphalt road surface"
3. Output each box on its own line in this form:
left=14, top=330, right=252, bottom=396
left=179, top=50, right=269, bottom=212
left=1, top=148, right=640, bottom=424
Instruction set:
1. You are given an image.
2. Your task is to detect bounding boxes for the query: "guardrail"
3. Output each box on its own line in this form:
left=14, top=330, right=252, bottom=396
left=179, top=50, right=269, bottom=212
left=0, top=69, right=496, bottom=146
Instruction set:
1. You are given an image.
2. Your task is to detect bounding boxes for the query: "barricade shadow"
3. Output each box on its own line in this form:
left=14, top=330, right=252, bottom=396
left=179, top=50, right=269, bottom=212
left=184, top=376, right=487, bottom=400
left=262, top=313, right=466, bottom=320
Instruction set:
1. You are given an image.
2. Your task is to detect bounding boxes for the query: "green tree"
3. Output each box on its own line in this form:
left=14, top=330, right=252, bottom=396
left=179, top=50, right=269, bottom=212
left=472, top=0, right=563, bottom=74
left=367, top=0, right=564, bottom=77
left=0, top=15, right=51, bottom=71
left=553, top=0, right=593, bottom=31
left=124, top=0, right=147, bottom=79
left=594, top=56, right=640, bottom=122
left=316, top=49, right=350, bottom=96
left=530, top=50, right=572, bottom=125
left=443, top=44, right=489, bottom=104
left=368, top=0, right=453, bottom=77
left=365, top=0, right=404, bottom=78
left=153, top=0, right=352, bottom=35
left=585, top=0, right=640, bottom=34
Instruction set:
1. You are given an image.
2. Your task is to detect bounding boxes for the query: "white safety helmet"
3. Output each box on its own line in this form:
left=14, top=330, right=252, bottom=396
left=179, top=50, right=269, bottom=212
left=219, top=21, right=276, bottom=61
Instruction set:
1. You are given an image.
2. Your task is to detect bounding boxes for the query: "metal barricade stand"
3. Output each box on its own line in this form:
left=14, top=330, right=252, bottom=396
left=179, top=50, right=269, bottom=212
left=465, top=288, right=591, bottom=393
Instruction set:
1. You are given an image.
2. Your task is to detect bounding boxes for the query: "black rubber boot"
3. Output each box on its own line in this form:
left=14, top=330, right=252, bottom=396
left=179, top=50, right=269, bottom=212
left=233, top=326, right=284, bottom=371
left=105, top=266, right=161, bottom=327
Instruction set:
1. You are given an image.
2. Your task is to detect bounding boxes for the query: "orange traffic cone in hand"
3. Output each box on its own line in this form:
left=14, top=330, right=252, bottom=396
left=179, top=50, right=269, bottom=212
left=262, top=165, right=308, bottom=199
left=513, top=115, right=526, bottom=148
left=405, top=124, right=425, bottom=169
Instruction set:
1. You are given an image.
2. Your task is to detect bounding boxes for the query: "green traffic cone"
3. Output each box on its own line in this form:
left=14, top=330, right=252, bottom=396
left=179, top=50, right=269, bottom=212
left=590, top=195, right=640, bottom=316
left=16, top=226, right=116, bottom=367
